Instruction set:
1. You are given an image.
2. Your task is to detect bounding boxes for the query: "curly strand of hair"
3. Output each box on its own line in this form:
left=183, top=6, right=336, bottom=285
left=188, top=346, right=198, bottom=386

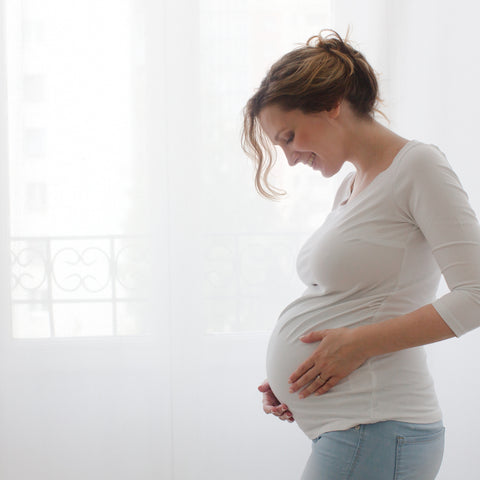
left=241, top=103, right=285, bottom=200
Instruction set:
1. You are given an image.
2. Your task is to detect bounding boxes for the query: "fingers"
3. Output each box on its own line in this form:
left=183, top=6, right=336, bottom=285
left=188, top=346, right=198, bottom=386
left=289, top=368, right=324, bottom=394
left=258, top=380, right=295, bottom=422
left=271, top=405, right=295, bottom=422
left=297, top=374, right=329, bottom=398
left=265, top=402, right=287, bottom=415
left=278, top=412, right=295, bottom=422
left=265, top=402, right=295, bottom=422
left=262, top=396, right=280, bottom=412
left=259, top=382, right=281, bottom=413
left=300, top=376, right=339, bottom=399
left=300, top=330, right=327, bottom=343
left=288, top=330, right=327, bottom=385
left=257, top=381, right=271, bottom=393
left=313, top=377, right=339, bottom=396
left=288, top=360, right=315, bottom=386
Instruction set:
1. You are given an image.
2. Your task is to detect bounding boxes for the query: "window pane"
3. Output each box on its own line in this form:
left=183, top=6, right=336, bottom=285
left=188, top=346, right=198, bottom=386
left=6, top=0, right=149, bottom=338
left=197, top=0, right=342, bottom=332
left=7, top=0, right=145, bottom=237
left=10, top=236, right=150, bottom=338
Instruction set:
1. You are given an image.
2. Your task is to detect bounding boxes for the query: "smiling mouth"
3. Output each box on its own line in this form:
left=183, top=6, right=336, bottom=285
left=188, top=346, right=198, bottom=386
left=293, top=152, right=316, bottom=167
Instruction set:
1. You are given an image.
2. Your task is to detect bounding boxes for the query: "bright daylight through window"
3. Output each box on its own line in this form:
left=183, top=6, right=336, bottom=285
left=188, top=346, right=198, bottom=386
left=7, top=0, right=149, bottom=338
left=7, top=0, right=333, bottom=338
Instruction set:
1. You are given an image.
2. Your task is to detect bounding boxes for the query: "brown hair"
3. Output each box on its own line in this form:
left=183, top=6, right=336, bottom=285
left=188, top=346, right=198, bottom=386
left=241, top=30, right=381, bottom=199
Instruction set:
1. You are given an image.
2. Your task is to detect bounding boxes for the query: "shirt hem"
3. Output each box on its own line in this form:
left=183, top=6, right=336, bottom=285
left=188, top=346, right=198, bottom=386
left=304, top=411, right=444, bottom=440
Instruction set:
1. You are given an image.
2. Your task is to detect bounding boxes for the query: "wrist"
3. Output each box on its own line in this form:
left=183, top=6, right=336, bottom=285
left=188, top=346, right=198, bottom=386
left=350, top=324, right=380, bottom=360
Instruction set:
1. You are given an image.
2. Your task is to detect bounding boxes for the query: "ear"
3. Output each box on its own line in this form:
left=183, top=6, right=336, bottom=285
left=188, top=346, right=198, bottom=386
left=327, top=101, right=342, bottom=119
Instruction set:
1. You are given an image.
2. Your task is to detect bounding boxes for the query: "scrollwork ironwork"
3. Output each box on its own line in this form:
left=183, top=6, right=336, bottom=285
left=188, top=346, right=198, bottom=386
left=10, top=235, right=149, bottom=337
left=11, top=246, right=48, bottom=291
left=52, top=246, right=111, bottom=293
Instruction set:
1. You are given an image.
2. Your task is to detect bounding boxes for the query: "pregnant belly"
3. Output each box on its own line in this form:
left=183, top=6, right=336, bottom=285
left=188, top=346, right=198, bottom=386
left=266, top=296, right=379, bottom=408
left=266, top=321, right=359, bottom=400
left=265, top=306, right=378, bottom=437
left=265, top=295, right=441, bottom=439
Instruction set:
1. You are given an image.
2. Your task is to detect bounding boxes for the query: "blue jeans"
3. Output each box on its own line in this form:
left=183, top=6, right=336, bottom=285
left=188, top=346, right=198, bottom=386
left=301, top=420, right=445, bottom=480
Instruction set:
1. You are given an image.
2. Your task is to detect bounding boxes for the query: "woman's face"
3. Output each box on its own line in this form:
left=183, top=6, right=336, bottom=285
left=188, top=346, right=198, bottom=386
left=258, top=103, right=345, bottom=177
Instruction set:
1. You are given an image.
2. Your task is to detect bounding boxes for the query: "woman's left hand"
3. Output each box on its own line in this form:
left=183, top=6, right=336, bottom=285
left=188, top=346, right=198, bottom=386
left=288, top=327, right=368, bottom=399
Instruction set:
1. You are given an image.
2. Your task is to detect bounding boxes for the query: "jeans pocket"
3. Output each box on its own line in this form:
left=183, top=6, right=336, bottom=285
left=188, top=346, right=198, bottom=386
left=394, top=427, right=445, bottom=480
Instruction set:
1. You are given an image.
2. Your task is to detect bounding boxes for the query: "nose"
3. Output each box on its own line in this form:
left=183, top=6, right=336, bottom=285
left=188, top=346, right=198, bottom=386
left=281, top=146, right=296, bottom=166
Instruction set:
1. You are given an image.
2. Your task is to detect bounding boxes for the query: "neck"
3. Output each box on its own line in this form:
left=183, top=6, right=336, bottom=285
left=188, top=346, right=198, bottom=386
left=333, top=106, right=409, bottom=197
left=342, top=116, right=408, bottom=180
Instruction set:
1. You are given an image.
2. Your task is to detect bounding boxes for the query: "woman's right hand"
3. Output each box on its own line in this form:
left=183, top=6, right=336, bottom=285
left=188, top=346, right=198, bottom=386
left=258, top=380, right=295, bottom=423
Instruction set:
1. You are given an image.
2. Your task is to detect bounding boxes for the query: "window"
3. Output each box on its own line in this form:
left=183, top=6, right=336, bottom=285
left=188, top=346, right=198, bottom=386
left=6, top=0, right=149, bottom=338
left=197, top=0, right=343, bottom=333
left=6, top=0, right=338, bottom=338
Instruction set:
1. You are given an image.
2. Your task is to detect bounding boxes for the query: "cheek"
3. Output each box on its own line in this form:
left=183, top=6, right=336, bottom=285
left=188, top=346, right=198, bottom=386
left=294, top=130, right=316, bottom=151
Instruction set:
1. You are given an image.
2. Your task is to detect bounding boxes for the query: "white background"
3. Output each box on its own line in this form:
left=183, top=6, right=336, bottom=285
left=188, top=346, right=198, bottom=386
left=0, top=1, right=479, bottom=479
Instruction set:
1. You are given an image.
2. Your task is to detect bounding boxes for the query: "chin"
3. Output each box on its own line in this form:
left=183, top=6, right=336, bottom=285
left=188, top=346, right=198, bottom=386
left=317, top=166, right=334, bottom=178
left=318, top=163, right=341, bottom=178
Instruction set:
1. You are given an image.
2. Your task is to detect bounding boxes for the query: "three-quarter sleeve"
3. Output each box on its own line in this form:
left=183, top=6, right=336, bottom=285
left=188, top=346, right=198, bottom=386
left=394, top=144, right=480, bottom=336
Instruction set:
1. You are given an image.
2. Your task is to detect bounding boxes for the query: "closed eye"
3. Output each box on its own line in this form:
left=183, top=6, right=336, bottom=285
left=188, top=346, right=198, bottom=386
left=285, top=132, right=294, bottom=145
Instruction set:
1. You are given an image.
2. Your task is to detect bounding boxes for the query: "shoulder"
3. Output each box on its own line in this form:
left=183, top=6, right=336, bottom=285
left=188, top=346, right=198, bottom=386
left=393, top=140, right=472, bottom=221
left=395, top=141, right=451, bottom=175
left=393, top=140, right=460, bottom=192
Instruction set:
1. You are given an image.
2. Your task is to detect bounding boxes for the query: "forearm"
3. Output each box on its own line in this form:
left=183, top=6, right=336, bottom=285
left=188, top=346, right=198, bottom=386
left=354, top=304, right=456, bottom=359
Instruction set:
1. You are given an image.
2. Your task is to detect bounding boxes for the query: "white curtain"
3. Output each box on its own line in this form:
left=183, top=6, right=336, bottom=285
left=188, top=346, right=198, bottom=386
left=2, top=1, right=479, bottom=479
left=0, top=1, right=334, bottom=479
left=334, top=2, right=480, bottom=479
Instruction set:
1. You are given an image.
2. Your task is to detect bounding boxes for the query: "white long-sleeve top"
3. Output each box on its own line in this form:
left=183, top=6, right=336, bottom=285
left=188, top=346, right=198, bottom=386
left=266, top=140, right=480, bottom=439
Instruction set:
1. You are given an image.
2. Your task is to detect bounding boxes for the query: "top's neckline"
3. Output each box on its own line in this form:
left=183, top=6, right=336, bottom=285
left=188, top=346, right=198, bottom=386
left=336, top=139, right=418, bottom=210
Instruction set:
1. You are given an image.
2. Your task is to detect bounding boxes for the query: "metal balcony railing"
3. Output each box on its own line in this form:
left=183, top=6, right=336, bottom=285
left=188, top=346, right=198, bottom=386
left=10, top=235, right=149, bottom=338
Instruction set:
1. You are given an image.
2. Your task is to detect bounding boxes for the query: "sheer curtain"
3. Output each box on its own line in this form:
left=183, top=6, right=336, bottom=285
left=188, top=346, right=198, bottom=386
left=3, top=1, right=477, bottom=479
left=0, top=1, right=335, bottom=479
left=334, top=2, right=480, bottom=479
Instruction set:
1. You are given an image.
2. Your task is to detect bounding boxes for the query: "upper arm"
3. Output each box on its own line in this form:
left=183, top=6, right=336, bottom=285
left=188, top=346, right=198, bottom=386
left=394, top=145, right=480, bottom=336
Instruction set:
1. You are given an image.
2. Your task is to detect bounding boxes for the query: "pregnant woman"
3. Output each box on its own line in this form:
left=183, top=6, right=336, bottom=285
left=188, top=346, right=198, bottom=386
left=242, top=30, right=480, bottom=479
